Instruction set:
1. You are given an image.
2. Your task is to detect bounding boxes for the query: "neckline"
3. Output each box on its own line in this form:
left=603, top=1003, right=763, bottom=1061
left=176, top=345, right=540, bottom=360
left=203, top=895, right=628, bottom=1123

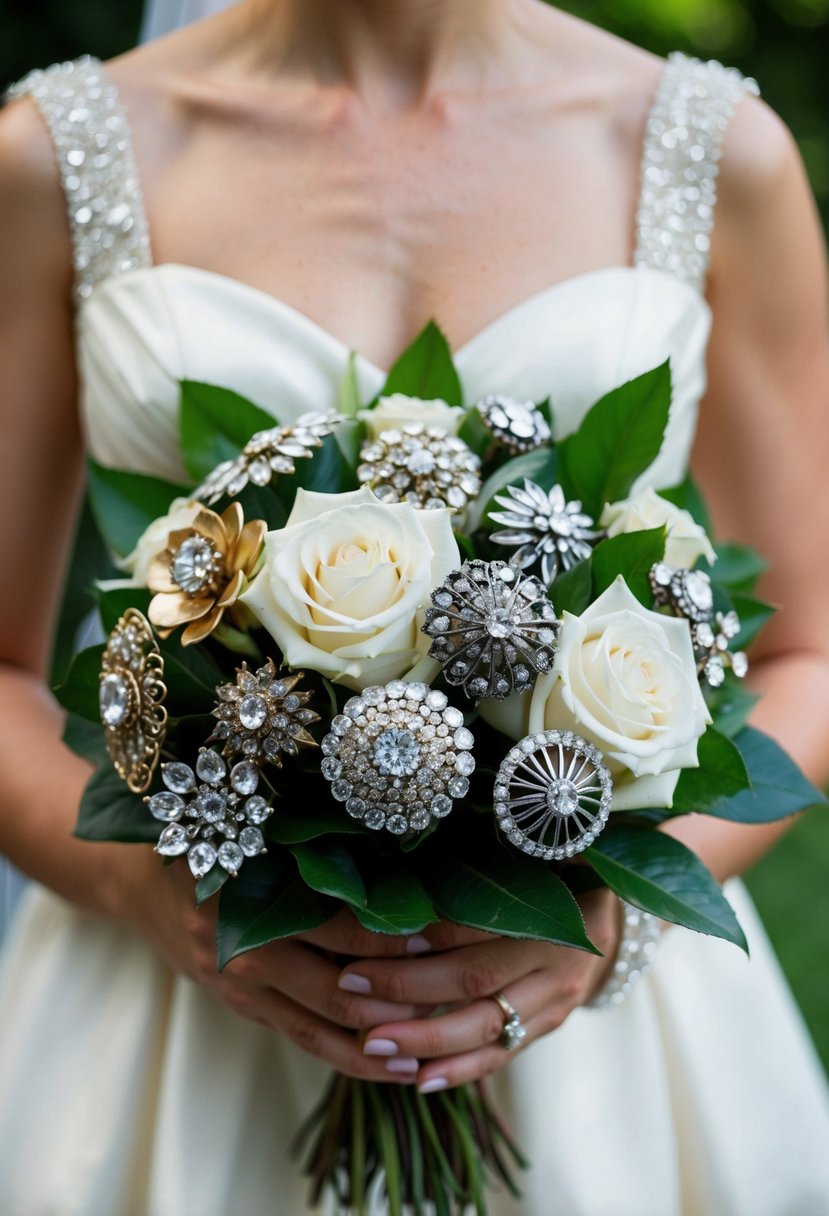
left=82, top=260, right=708, bottom=379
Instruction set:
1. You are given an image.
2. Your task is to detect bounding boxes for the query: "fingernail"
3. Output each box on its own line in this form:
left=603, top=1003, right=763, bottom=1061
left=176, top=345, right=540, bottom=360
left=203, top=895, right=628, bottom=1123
left=386, top=1058, right=419, bottom=1074
left=364, top=1039, right=399, bottom=1057
left=418, top=1076, right=449, bottom=1094
left=405, top=934, right=432, bottom=955
left=338, top=973, right=371, bottom=995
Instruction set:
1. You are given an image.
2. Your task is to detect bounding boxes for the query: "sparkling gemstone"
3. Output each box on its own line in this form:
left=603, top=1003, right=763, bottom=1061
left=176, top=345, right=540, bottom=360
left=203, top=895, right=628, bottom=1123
left=447, top=775, right=469, bottom=798
left=162, top=762, right=196, bottom=794
left=99, top=672, right=131, bottom=727
left=331, top=780, right=352, bottom=801
left=244, top=795, right=271, bottom=824
left=345, top=797, right=366, bottom=818
left=455, top=752, right=476, bottom=777
left=364, top=809, right=386, bottom=830
left=685, top=572, right=714, bottom=613
left=196, top=750, right=226, bottom=785
left=486, top=608, right=515, bottom=639
left=171, top=536, right=220, bottom=594
left=218, top=841, right=244, bottom=874
left=147, top=791, right=184, bottom=822
left=431, top=794, right=452, bottom=817
left=387, top=814, right=409, bottom=835
left=374, top=728, right=421, bottom=777
left=546, top=777, right=579, bottom=817
left=406, top=448, right=436, bottom=476
left=239, top=693, right=268, bottom=730
left=453, top=727, right=474, bottom=751
left=188, top=841, right=217, bottom=879
left=239, top=826, right=265, bottom=856
left=199, top=790, right=226, bottom=824
left=321, top=757, right=342, bottom=780
left=156, top=822, right=190, bottom=856
left=230, top=760, right=259, bottom=795
left=731, top=651, right=749, bottom=678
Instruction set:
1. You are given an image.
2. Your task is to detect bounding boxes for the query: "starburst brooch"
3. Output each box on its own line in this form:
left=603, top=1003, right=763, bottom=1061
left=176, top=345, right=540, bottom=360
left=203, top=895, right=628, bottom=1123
left=489, top=479, right=602, bottom=585
left=209, top=659, right=319, bottom=763
left=99, top=608, right=167, bottom=793
left=195, top=412, right=343, bottom=504
left=422, top=559, right=559, bottom=701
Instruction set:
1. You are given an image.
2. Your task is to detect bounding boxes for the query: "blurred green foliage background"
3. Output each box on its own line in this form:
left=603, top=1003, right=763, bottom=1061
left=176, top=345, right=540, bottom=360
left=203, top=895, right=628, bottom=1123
left=3, top=0, right=828, bottom=1069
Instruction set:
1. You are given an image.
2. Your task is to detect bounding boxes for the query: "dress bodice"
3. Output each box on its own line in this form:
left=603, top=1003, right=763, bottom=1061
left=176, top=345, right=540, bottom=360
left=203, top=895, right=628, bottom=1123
left=6, top=53, right=758, bottom=490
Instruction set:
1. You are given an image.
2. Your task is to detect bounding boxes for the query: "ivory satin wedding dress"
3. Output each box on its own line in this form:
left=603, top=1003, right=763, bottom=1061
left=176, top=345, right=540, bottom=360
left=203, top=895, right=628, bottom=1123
left=2, top=51, right=829, bottom=1216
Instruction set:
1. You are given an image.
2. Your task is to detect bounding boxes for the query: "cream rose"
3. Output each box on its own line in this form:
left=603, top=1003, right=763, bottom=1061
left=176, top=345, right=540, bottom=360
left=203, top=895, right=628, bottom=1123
left=359, top=393, right=464, bottom=440
left=600, top=487, right=716, bottom=569
left=120, top=498, right=203, bottom=585
left=528, top=576, right=710, bottom=810
left=240, top=486, right=459, bottom=690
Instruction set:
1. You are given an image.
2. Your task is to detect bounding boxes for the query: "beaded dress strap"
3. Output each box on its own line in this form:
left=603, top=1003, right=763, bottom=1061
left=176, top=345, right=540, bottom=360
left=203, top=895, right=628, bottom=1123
left=634, top=51, right=760, bottom=293
left=5, top=56, right=152, bottom=306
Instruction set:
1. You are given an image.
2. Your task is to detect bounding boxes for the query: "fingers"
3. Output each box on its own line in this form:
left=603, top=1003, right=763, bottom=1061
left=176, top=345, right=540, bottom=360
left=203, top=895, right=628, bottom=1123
left=224, top=939, right=422, bottom=1030
left=299, top=908, right=496, bottom=959
left=338, top=937, right=550, bottom=1006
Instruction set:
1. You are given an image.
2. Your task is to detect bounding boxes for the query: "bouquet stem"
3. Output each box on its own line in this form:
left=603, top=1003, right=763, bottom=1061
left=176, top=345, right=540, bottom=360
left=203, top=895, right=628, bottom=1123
left=293, top=1073, right=528, bottom=1215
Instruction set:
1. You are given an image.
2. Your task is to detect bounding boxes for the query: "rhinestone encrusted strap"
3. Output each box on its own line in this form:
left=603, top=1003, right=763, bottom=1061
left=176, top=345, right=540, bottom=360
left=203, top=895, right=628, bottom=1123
left=634, top=52, right=760, bottom=292
left=5, top=56, right=152, bottom=305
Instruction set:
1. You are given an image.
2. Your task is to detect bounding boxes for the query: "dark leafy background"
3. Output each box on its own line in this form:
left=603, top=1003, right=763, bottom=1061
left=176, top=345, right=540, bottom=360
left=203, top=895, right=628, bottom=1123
left=4, top=0, right=828, bottom=1066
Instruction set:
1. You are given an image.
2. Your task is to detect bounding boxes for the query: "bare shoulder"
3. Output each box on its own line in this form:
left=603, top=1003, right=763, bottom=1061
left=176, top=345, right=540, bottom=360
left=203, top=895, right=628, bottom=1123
left=717, top=89, right=804, bottom=220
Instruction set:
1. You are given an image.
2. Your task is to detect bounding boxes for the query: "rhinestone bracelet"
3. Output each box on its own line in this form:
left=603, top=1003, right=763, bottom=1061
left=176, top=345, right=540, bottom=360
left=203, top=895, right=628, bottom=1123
left=589, top=900, right=663, bottom=1009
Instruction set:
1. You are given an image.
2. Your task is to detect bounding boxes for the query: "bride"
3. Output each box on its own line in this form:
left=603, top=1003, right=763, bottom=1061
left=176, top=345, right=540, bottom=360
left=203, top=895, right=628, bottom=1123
left=2, top=1, right=829, bottom=1212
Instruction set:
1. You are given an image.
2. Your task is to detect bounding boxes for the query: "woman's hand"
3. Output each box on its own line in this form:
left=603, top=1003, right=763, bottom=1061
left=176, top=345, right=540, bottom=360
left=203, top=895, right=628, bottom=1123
left=118, top=848, right=493, bottom=1081
left=338, top=888, right=621, bottom=1093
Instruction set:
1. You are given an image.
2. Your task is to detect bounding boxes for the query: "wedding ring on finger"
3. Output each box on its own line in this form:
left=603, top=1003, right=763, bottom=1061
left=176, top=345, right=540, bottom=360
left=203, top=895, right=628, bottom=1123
left=489, top=992, right=526, bottom=1052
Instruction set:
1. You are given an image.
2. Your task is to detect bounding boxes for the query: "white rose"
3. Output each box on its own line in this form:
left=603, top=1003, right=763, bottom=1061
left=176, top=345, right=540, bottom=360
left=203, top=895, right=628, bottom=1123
left=359, top=393, right=464, bottom=440
left=120, top=498, right=203, bottom=585
left=240, top=486, right=459, bottom=690
left=600, top=487, right=715, bottom=569
left=528, top=575, right=710, bottom=810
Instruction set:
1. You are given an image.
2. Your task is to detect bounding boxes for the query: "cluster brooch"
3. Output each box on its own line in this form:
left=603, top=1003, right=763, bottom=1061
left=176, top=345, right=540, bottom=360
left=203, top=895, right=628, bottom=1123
left=649, top=562, right=749, bottom=687
left=99, top=608, right=168, bottom=794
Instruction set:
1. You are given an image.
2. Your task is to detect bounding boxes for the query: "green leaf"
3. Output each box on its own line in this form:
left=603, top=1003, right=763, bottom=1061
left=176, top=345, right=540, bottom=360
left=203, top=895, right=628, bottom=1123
left=338, top=351, right=363, bottom=416
left=590, top=527, right=666, bottom=603
left=267, top=804, right=366, bottom=844
left=234, top=482, right=288, bottom=532
left=74, top=763, right=158, bottom=843
left=196, top=864, right=230, bottom=905
left=291, top=842, right=367, bottom=908
left=217, top=853, right=337, bottom=967
left=729, top=594, right=776, bottom=650
left=671, top=727, right=751, bottom=815
left=700, top=542, right=769, bottom=594
left=62, top=712, right=108, bottom=766
left=353, top=873, right=439, bottom=935
left=457, top=406, right=492, bottom=457
left=380, top=321, right=463, bottom=405
left=86, top=458, right=190, bottom=559
left=705, top=674, right=760, bottom=739
left=155, top=635, right=225, bottom=715
left=657, top=474, right=713, bottom=536
left=587, top=826, right=747, bottom=951
left=712, top=727, right=828, bottom=824
left=95, top=585, right=151, bottom=634
left=558, top=361, right=672, bottom=518
left=179, top=381, right=276, bottom=482
left=53, top=644, right=105, bottom=722
left=430, top=855, right=599, bottom=951
left=472, top=447, right=559, bottom=532
left=548, top=557, right=592, bottom=617
left=287, top=433, right=356, bottom=496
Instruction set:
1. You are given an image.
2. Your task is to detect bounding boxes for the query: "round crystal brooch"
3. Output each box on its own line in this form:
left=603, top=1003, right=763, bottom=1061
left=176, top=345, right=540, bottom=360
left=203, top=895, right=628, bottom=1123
left=209, top=659, right=319, bottom=764
left=196, top=411, right=343, bottom=504
left=356, top=423, right=481, bottom=519
left=493, top=730, right=612, bottom=861
left=99, top=608, right=167, bottom=794
left=147, top=747, right=272, bottom=880
left=649, top=562, right=714, bottom=623
left=476, top=394, right=551, bottom=454
left=422, top=559, right=559, bottom=701
left=489, top=479, right=602, bottom=585
left=319, top=681, right=476, bottom=836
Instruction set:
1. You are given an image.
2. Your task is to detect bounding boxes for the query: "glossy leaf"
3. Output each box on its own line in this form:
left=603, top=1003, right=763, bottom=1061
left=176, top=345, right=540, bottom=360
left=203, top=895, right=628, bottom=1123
left=728, top=593, right=776, bottom=650
left=196, top=864, right=230, bottom=905
left=699, top=542, right=769, bottom=594
left=62, top=711, right=108, bottom=766
left=74, top=763, right=158, bottom=843
left=704, top=675, right=760, bottom=739
left=87, top=457, right=190, bottom=559
left=713, top=727, right=828, bottom=824
left=267, top=805, right=365, bottom=844
left=587, top=826, right=748, bottom=951
left=430, top=855, right=599, bottom=952
left=353, top=873, right=439, bottom=935
left=288, top=432, right=356, bottom=496
left=590, top=526, right=666, bottom=603
left=471, top=446, right=559, bottom=533
left=53, top=644, right=105, bottom=722
left=558, top=361, right=672, bottom=518
left=548, top=557, right=592, bottom=617
left=291, top=842, right=367, bottom=908
left=671, top=727, right=751, bottom=815
left=179, top=380, right=276, bottom=482
left=380, top=321, right=463, bottom=405
left=95, top=584, right=152, bottom=634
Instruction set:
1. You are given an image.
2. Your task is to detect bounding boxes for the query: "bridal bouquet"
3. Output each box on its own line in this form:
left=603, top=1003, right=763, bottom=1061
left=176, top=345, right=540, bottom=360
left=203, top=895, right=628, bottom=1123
left=57, top=322, right=825, bottom=1215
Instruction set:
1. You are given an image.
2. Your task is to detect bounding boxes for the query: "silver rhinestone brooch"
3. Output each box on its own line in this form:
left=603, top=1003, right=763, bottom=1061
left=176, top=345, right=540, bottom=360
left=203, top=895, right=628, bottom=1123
left=649, top=562, right=714, bottom=623
left=493, top=730, right=612, bottom=861
left=209, top=659, right=319, bottom=764
left=99, top=608, right=168, bottom=793
left=319, top=681, right=476, bottom=836
left=648, top=563, right=748, bottom=687
left=196, top=411, right=343, bottom=504
left=693, top=612, right=749, bottom=688
left=489, top=479, right=602, bottom=585
left=476, top=395, right=551, bottom=454
left=356, top=424, right=481, bottom=519
left=422, top=559, right=559, bottom=701
left=147, top=748, right=272, bottom=879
